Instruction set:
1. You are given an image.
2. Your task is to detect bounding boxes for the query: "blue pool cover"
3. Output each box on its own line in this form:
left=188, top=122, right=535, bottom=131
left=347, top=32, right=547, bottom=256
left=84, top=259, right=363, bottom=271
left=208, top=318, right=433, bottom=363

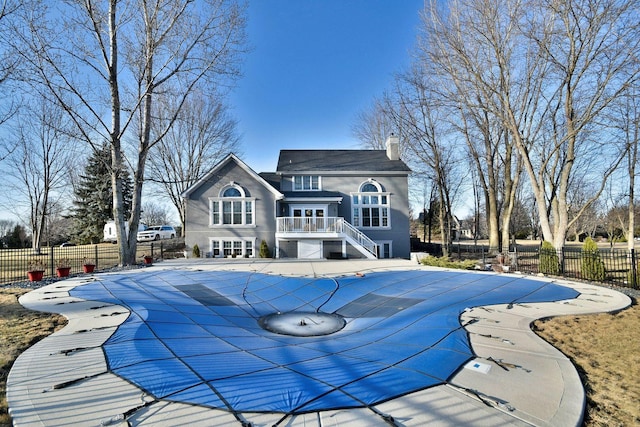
left=70, top=269, right=578, bottom=416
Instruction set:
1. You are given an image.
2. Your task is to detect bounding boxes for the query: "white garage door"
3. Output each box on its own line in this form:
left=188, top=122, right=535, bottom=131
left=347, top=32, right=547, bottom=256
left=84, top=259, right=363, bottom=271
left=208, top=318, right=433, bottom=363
left=298, top=240, right=322, bottom=259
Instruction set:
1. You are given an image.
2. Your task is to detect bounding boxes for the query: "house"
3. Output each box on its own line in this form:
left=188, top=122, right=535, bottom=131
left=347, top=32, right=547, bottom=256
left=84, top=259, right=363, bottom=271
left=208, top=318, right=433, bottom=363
left=181, top=135, right=411, bottom=259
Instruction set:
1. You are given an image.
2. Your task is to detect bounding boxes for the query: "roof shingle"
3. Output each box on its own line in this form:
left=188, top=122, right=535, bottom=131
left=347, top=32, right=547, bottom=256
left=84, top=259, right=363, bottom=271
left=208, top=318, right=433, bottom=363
left=276, top=150, right=411, bottom=173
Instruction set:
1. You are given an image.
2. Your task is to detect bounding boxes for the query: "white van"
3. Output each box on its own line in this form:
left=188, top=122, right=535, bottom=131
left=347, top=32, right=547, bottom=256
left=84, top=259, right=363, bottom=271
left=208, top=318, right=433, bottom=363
left=103, top=220, right=147, bottom=243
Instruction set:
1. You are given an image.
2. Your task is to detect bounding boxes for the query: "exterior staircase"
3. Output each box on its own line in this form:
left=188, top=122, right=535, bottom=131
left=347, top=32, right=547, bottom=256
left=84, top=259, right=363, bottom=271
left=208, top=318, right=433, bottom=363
left=339, top=219, right=377, bottom=259
left=276, top=217, right=378, bottom=259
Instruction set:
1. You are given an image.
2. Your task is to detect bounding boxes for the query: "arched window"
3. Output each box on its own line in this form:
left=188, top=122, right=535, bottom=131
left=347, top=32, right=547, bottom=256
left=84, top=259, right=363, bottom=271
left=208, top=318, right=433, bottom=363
left=210, top=183, right=254, bottom=226
left=360, top=182, right=382, bottom=193
left=351, top=180, right=390, bottom=228
left=222, top=187, right=242, bottom=197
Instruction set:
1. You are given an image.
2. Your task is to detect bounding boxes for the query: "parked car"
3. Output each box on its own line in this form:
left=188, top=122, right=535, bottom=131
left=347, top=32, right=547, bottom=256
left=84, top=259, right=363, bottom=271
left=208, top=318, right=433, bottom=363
left=137, top=225, right=176, bottom=242
left=104, top=220, right=147, bottom=243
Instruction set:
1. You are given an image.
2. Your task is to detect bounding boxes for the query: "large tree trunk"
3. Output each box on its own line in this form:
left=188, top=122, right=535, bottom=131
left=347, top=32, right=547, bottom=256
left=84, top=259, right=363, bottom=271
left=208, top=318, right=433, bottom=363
left=501, top=134, right=520, bottom=251
left=438, top=186, right=449, bottom=258
left=106, top=0, right=133, bottom=266
left=626, top=94, right=638, bottom=252
left=486, top=193, right=500, bottom=253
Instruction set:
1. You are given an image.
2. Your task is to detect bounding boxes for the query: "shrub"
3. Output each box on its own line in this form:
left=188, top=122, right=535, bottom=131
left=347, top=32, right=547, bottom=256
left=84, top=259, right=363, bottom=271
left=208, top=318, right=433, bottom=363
left=259, top=240, right=271, bottom=258
left=192, top=244, right=200, bottom=258
left=581, top=237, right=605, bottom=281
left=28, top=259, right=46, bottom=272
left=56, top=258, right=71, bottom=268
left=539, top=241, right=560, bottom=275
left=419, top=256, right=477, bottom=270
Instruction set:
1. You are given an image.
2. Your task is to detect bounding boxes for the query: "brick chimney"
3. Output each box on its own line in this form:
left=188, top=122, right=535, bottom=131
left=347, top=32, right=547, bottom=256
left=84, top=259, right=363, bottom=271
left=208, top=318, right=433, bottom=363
left=386, top=134, right=400, bottom=160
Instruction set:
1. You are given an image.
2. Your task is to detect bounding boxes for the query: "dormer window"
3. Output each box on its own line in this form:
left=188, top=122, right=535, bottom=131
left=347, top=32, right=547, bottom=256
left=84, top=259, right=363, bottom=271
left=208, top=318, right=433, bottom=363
left=294, top=175, right=320, bottom=191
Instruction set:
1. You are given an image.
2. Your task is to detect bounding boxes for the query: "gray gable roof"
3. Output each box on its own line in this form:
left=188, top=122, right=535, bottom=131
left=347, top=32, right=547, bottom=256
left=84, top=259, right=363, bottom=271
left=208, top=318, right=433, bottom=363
left=181, top=154, right=283, bottom=199
left=276, top=150, right=411, bottom=173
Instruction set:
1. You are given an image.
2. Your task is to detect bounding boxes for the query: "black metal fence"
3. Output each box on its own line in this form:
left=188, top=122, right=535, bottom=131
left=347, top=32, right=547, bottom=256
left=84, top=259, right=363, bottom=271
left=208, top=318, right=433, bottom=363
left=416, top=242, right=639, bottom=289
left=0, top=242, right=182, bottom=286
left=7, top=240, right=637, bottom=289
left=504, top=245, right=638, bottom=288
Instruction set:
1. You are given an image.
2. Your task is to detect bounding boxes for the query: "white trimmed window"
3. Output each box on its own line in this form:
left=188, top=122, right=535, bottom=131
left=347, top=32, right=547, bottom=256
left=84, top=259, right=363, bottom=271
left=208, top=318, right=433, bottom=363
left=293, top=175, right=320, bottom=191
left=351, top=180, right=390, bottom=228
left=211, top=239, right=254, bottom=257
left=210, top=183, right=255, bottom=226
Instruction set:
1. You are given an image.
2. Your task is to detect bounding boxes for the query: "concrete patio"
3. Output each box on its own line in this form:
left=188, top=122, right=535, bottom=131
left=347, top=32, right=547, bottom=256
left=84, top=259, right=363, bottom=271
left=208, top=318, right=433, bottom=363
left=7, top=258, right=631, bottom=426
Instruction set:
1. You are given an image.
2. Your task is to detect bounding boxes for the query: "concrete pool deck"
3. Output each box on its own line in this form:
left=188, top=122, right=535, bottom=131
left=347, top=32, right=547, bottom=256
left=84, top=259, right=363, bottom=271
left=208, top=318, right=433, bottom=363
left=7, top=258, right=631, bottom=427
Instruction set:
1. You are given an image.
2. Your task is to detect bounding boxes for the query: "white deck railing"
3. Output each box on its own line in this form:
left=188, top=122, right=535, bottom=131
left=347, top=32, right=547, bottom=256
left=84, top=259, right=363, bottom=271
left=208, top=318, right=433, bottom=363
left=276, top=217, right=377, bottom=258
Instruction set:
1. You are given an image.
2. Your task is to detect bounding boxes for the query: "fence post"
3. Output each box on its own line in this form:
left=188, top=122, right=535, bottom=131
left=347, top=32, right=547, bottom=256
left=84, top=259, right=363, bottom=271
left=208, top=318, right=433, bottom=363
left=94, top=245, right=99, bottom=270
left=49, top=246, right=55, bottom=277
left=632, top=249, right=638, bottom=289
left=560, top=247, right=565, bottom=274
left=160, top=242, right=164, bottom=260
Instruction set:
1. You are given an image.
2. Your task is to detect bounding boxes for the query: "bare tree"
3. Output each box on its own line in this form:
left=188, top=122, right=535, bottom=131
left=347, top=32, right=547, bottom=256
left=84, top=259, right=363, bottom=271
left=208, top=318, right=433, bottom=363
left=456, top=101, right=522, bottom=253
left=147, top=91, right=240, bottom=235
left=11, top=0, right=247, bottom=265
left=424, top=0, right=638, bottom=250
left=456, top=106, right=504, bottom=253
left=140, top=201, right=172, bottom=228
left=600, top=203, right=626, bottom=247
left=417, top=0, right=525, bottom=254
left=352, top=92, right=432, bottom=236
left=0, top=0, right=21, bottom=161
left=7, top=95, right=75, bottom=253
left=352, top=96, right=410, bottom=157
left=519, top=0, right=636, bottom=249
left=567, top=194, right=600, bottom=241
left=0, top=0, right=20, bottom=88
left=509, top=198, right=535, bottom=240
left=352, top=98, right=391, bottom=150
left=388, top=68, right=463, bottom=257
left=611, top=88, right=640, bottom=250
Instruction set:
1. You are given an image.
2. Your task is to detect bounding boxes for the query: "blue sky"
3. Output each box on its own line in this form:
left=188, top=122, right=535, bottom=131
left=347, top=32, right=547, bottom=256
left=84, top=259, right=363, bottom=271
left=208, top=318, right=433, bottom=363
left=232, top=0, right=425, bottom=173
left=0, top=1, right=427, bottom=225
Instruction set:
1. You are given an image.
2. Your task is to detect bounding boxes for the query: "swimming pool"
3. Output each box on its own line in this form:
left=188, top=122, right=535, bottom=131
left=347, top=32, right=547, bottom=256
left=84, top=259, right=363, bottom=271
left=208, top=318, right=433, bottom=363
left=70, top=269, right=578, bottom=416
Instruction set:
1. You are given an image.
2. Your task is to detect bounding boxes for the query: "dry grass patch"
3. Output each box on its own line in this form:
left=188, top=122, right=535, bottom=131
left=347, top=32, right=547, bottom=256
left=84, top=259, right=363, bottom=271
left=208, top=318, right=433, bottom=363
left=0, top=288, right=66, bottom=427
left=534, top=300, right=640, bottom=427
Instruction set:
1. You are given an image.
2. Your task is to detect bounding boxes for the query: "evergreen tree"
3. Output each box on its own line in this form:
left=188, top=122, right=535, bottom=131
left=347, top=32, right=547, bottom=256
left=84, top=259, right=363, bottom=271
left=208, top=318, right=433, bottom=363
left=581, top=237, right=605, bottom=281
left=70, top=144, right=133, bottom=244
left=539, top=241, right=560, bottom=275
left=259, top=239, right=271, bottom=258
left=6, top=224, right=27, bottom=249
